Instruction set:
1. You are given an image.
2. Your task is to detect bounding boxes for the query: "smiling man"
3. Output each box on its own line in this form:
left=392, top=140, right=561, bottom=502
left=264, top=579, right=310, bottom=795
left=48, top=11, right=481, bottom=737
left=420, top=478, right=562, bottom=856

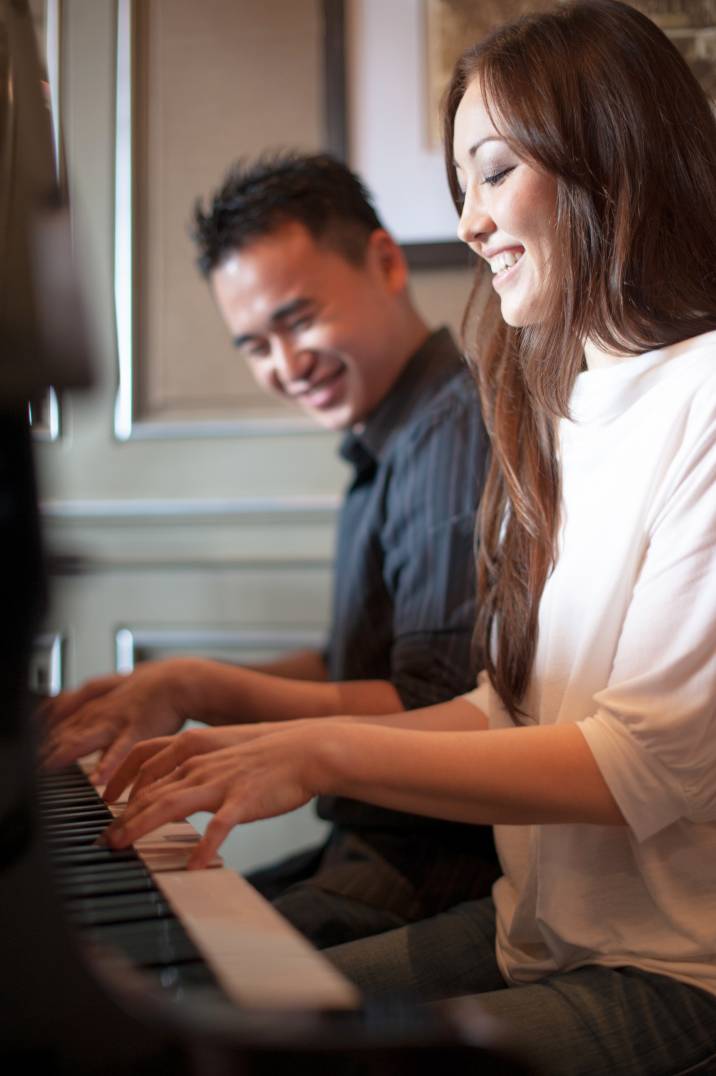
left=211, top=220, right=420, bottom=431
left=43, top=152, right=496, bottom=948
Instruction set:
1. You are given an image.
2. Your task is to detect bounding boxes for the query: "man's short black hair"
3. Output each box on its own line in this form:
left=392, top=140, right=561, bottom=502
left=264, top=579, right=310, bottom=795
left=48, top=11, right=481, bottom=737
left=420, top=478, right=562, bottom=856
left=193, top=151, right=385, bottom=277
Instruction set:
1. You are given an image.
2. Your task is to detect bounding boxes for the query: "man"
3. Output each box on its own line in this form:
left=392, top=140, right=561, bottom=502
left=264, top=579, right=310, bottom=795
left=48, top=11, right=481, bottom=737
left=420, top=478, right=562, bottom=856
left=43, top=152, right=497, bottom=948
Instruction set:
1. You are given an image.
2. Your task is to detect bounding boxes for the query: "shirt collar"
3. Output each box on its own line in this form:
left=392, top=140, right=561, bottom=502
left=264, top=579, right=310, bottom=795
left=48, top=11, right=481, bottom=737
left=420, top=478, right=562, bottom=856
left=339, top=327, right=464, bottom=469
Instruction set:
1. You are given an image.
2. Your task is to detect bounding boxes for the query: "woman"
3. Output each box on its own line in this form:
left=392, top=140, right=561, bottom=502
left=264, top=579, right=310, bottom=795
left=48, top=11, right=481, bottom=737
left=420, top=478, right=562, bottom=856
left=102, top=3, right=716, bottom=1071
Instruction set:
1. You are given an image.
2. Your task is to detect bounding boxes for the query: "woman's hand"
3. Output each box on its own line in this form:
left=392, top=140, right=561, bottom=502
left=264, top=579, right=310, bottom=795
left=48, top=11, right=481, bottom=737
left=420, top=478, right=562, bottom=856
left=104, top=721, right=301, bottom=802
left=100, top=722, right=331, bottom=869
left=40, top=659, right=199, bottom=783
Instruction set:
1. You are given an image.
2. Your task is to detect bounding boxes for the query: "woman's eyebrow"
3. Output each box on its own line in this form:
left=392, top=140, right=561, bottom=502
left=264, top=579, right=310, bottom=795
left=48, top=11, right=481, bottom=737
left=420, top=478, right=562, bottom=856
left=453, top=135, right=503, bottom=171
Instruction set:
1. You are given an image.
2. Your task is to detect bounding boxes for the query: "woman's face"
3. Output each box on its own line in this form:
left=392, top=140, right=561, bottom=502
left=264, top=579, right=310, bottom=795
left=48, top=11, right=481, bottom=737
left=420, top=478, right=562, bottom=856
left=452, top=77, right=559, bottom=328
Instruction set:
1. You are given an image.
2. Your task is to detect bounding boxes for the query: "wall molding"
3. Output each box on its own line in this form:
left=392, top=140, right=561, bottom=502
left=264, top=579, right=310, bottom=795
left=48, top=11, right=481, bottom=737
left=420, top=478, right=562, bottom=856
left=111, top=416, right=322, bottom=440
left=41, top=494, right=341, bottom=521
left=47, top=555, right=333, bottom=574
left=30, top=632, right=64, bottom=695
left=115, top=626, right=326, bottom=673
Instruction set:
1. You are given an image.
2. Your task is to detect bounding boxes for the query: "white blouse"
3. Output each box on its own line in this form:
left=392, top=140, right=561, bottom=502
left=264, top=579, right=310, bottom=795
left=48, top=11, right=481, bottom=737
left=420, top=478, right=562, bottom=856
left=464, top=331, right=716, bottom=996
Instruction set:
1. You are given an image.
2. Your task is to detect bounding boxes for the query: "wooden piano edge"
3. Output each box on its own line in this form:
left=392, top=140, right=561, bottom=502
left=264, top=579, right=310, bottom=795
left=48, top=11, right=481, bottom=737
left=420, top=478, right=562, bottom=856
left=78, top=756, right=360, bottom=1011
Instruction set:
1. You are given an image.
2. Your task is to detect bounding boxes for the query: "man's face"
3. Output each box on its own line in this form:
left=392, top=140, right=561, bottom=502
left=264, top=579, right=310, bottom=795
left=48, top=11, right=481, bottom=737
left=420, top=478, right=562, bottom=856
left=210, top=221, right=408, bottom=430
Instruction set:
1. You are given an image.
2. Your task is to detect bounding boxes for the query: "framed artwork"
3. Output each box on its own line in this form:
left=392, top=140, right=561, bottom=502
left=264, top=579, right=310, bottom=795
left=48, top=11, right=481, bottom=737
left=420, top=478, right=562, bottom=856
left=424, top=0, right=555, bottom=148
left=323, top=0, right=471, bottom=268
left=324, top=0, right=715, bottom=269
left=424, top=0, right=716, bottom=122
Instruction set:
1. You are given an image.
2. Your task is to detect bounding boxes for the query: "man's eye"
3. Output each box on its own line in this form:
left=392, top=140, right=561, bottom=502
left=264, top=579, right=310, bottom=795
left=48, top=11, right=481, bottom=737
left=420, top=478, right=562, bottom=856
left=241, top=342, right=270, bottom=359
left=287, top=316, right=314, bottom=333
left=482, top=166, right=515, bottom=187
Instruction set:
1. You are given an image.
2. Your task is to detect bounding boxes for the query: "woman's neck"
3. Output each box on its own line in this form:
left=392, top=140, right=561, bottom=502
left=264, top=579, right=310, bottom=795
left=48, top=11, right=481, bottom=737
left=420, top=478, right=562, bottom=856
left=583, top=338, right=635, bottom=370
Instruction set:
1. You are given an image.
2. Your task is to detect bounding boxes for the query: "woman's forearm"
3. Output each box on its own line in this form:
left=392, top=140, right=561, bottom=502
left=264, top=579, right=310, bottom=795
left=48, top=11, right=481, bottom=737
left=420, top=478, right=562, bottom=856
left=314, top=719, right=625, bottom=827
left=344, top=696, right=488, bottom=732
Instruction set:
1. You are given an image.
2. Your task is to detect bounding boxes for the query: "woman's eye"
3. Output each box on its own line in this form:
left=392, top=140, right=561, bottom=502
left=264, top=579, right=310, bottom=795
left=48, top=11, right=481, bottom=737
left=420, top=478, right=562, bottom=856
left=482, top=166, right=515, bottom=187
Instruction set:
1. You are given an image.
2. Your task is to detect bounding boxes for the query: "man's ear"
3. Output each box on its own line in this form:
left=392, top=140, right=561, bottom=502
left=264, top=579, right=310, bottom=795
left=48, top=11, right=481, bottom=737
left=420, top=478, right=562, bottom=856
left=365, top=228, right=408, bottom=294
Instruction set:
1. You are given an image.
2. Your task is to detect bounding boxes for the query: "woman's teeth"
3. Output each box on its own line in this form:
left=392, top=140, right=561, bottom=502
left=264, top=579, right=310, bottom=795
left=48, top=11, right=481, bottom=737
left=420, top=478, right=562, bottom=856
left=489, top=250, right=523, bottom=275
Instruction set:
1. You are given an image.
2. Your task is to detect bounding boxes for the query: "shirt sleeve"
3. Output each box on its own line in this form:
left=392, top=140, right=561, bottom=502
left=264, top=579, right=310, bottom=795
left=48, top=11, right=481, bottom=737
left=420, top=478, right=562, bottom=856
left=381, top=392, right=489, bottom=709
left=461, top=671, right=491, bottom=714
left=577, top=392, right=716, bottom=842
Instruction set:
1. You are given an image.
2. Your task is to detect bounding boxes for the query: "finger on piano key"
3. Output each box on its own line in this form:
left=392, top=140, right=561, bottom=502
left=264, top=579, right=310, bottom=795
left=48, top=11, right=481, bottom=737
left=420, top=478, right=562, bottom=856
left=103, top=736, right=175, bottom=803
left=41, top=759, right=359, bottom=1009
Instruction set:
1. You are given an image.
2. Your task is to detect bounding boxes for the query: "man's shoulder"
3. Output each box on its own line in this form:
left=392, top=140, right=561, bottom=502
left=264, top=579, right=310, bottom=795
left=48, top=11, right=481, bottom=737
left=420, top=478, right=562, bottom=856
left=391, top=361, right=482, bottom=453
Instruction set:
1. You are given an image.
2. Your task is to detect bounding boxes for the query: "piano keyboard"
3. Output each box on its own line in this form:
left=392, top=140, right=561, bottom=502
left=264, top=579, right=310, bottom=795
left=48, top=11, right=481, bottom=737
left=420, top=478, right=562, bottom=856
left=38, top=762, right=359, bottom=1010
left=38, top=764, right=225, bottom=1003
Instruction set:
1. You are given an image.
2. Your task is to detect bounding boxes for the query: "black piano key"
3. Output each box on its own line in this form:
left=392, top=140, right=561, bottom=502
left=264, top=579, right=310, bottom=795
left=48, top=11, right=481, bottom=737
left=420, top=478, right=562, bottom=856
left=87, top=917, right=203, bottom=968
left=38, top=773, right=91, bottom=786
left=45, top=817, right=113, bottom=837
left=38, top=790, right=105, bottom=805
left=46, top=828, right=111, bottom=849
left=53, top=858, right=146, bottom=879
left=60, top=873, right=159, bottom=901
left=39, top=779, right=101, bottom=794
left=42, top=803, right=114, bottom=821
left=66, top=892, right=173, bottom=928
left=43, top=808, right=109, bottom=825
left=56, top=862, right=153, bottom=884
left=49, top=846, right=138, bottom=867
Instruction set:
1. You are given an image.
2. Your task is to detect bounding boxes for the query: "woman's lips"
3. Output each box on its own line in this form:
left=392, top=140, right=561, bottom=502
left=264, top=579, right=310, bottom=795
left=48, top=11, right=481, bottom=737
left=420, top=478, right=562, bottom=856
left=491, top=252, right=524, bottom=293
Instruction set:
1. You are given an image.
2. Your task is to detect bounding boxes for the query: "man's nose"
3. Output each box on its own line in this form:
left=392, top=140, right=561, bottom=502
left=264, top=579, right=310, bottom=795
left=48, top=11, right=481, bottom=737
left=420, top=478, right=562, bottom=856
left=272, top=337, right=313, bottom=382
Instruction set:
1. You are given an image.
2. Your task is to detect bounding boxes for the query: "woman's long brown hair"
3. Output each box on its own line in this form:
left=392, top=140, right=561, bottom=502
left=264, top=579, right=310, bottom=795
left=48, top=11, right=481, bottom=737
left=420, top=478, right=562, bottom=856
left=443, top=0, right=716, bottom=718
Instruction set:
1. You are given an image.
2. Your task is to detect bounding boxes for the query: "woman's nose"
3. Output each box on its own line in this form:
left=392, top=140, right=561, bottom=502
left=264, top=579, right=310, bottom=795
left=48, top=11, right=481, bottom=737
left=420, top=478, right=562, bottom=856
left=457, top=188, right=494, bottom=247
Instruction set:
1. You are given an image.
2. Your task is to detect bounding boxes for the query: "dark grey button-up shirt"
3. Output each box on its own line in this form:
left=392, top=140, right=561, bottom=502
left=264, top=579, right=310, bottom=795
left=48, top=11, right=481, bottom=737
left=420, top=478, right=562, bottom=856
left=319, top=327, right=491, bottom=845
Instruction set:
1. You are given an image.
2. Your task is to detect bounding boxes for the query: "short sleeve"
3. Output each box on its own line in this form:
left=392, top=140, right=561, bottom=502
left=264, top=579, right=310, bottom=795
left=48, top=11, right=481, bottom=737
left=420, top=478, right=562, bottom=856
left=578, top=392, right=716, bottom=841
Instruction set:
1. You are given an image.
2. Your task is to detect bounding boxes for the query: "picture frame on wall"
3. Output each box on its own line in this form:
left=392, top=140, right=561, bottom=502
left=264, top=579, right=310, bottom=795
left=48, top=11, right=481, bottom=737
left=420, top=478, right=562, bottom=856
left=323, top=0, right=715, bottom=268
left=323, top=0, right=471, bottom=269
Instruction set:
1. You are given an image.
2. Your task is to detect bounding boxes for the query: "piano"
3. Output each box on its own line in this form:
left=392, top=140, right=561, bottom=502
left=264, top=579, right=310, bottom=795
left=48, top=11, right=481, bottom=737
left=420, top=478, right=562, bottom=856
left=0, top=2, right=535, bottom=1070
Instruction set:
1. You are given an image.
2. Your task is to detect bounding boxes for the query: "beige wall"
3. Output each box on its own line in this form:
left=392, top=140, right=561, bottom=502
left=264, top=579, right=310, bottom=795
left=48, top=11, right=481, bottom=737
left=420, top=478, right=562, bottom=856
left=137, top=0, right=324, bottom=419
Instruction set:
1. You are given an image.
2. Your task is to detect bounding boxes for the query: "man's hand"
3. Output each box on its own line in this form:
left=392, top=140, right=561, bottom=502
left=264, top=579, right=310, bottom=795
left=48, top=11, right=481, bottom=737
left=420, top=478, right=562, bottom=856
left=40, top=660, right=196, bottom=783
left=101, top=723, right=327, bottom=869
